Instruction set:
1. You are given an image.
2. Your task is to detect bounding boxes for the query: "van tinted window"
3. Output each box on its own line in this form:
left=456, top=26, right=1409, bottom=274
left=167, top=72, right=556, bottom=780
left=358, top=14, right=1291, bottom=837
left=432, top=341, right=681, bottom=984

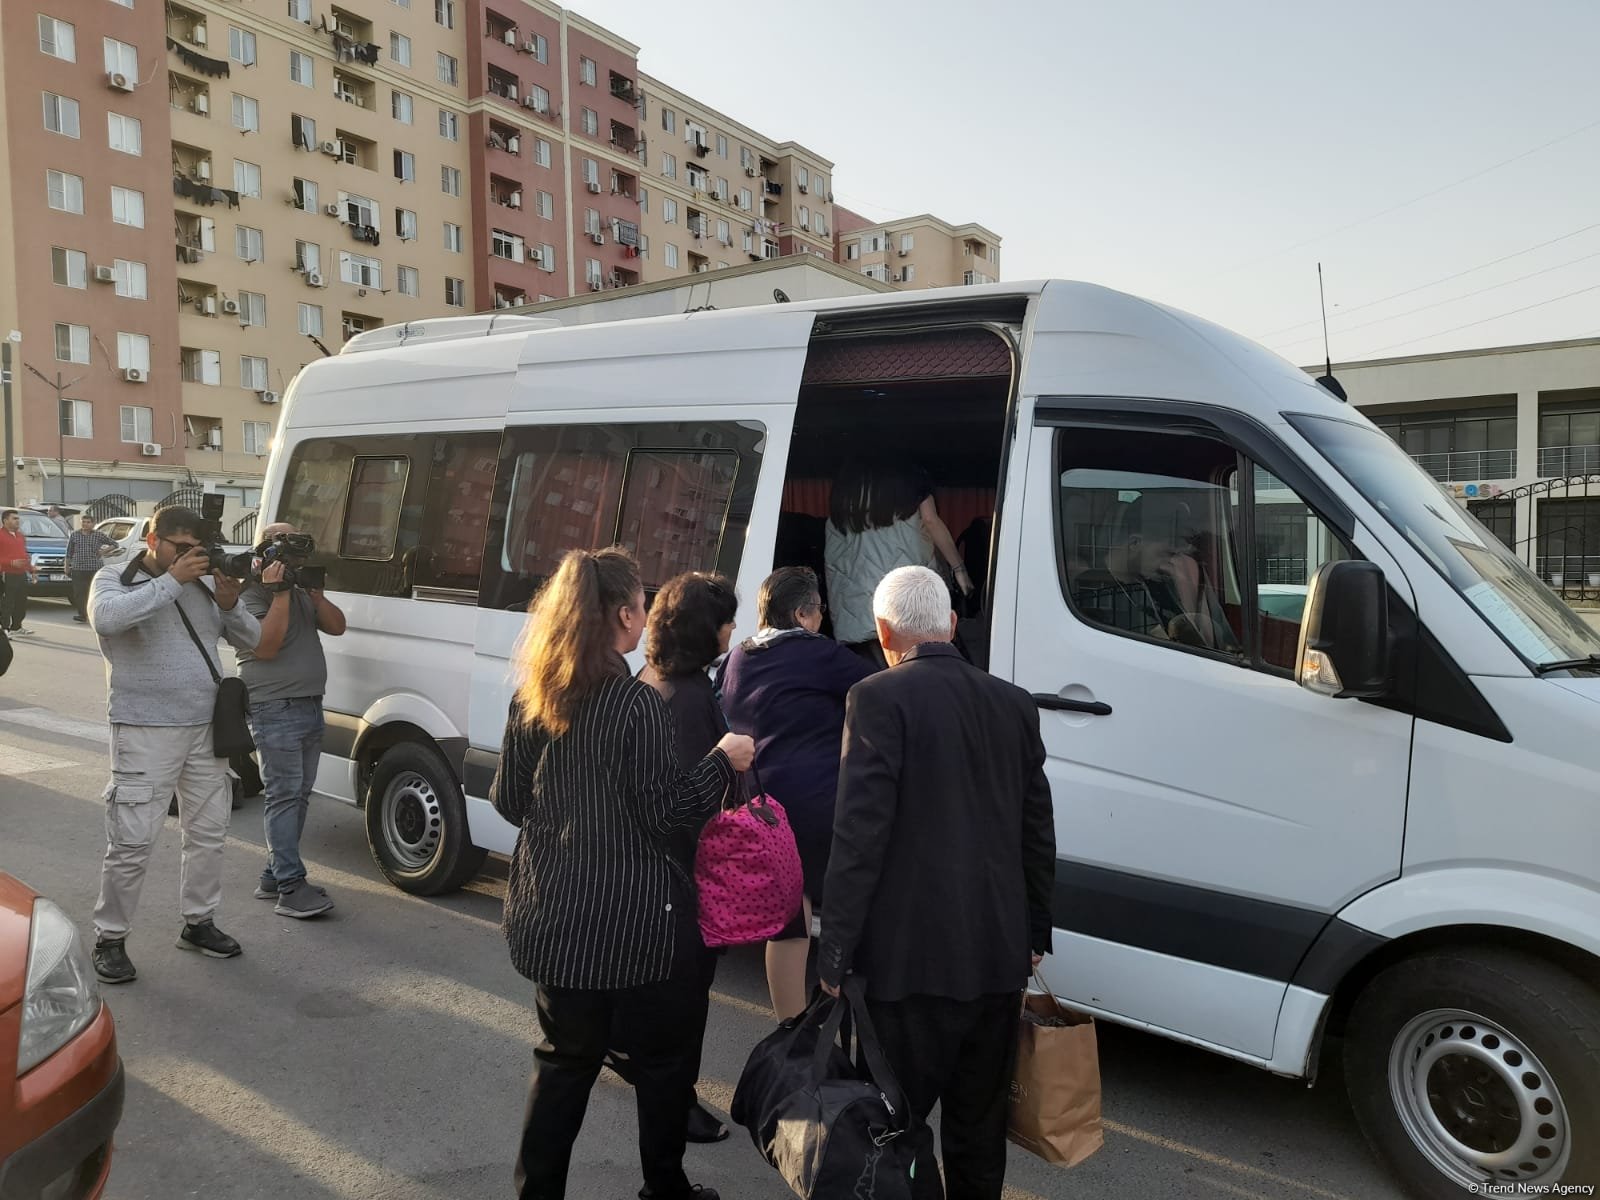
left=415, top=433, right=499, bottom=593
left=340, top=457, right=409, bottom=560
left=480, top=420, right=765, bottom=612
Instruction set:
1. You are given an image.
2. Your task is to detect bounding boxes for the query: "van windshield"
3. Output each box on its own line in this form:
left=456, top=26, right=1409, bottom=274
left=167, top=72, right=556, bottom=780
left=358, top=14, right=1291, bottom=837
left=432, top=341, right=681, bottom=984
left=1290, top=413, right=1600, bottom=667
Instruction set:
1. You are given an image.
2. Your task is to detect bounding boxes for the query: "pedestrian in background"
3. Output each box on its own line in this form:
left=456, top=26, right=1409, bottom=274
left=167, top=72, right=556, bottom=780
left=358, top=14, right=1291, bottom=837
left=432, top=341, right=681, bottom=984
left=716, top=566, right=876, bottom=1018
left=86, top=506, right=261, bottom=985
left=819, top=565, right=1055, bottom=1200
left=235, top=522, right=346, bottom=919
left=47, top=505, right=73, bottom=536
left=490, top=547, right=753, bottom=1200
left=66, top=514, right=119, bottom=623
left=0, top=509, right=36, bottom=636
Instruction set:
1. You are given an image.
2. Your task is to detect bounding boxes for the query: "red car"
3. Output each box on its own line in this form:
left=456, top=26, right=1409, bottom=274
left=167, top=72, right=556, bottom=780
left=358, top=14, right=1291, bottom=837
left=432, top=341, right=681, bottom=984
left=0, top=873, right=124, bottom=1199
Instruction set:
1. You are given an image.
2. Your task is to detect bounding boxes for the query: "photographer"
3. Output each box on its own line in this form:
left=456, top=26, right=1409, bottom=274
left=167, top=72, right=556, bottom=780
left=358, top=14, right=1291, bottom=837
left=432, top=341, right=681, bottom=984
left=86, top=506, right=262, bottom=985
left=236, top=522, right=345, bottom=919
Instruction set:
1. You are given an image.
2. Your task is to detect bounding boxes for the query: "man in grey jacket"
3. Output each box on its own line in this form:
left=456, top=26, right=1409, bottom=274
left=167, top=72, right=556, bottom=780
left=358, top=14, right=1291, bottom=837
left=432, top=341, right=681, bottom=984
left=87, top=506, right=261, bottom=984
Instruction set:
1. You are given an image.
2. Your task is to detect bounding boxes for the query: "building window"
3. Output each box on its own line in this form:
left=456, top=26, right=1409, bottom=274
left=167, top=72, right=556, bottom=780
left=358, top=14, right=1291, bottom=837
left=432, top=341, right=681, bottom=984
left=536, top=190, right=554, bottom=219
left=662, top=108, right=675, bottom=133
left=110, top=185, right=143, bottom=226
left=288, top=0, right=312, bottom=20
left=394, top=150, right=415, bottom=182
left=716, top=133, right=728, bottom=158
left=440, top=165, right=461, bottom=196
left=845, top=242, right=859, bottom=261
left=438, top=109, right=459, bottom=140
left=230, top=27, right=257, bottom=66
left=117, top=333, right=151, bottom=373
left=232, top=94, right=260, bottom=132
left=241, top=356, right=269, bottom=389
left=292, top=177, right=318, bottom=212
left=55, top=323, right=90, bottom=364
left=815, top=173, right=828, bottom=197
left=443, top=222, right=462, bottom=252
left=579, top=57, right=596, bottom=86
left=61, top=399, right=93, bottom=439
left=38, top=16, right=77, bottom=62
left=233, top=160, right=262, bottom=198
left=108, top=113, right=142, bottom=155
left=662, top=153, right=676, bottom=180
left=445, top=277, right=464, bottom=307
left=238, top=290, right=266, bottom=326
left=120, top=405, right=154, bottom=444
left=113, top=259, right=148, bottom=299
left=797, top=166, right=810, bottom=191
left=294, top=240, right=321, bottom=274
left=738, top=188, right=751, bottom=211
left=392, top=90, right=414, bottom=123
left=716, top=218, right=730, bottom=244
left=235, top=225, right=265, bottom=262
left=181, top=348, right=222, bottom=385
left=901, top=265, right=916, bottom=283
left=492, top=229, right=524, bottom=260
left=798, top=205, right=809, bottom=230
left=389, top=32, right=411, bottom=66
left=528, top=33, right=548, bottom=63
left=43, top=93, right=80, bottom=138
left=339, top=251, right=382, bottom=287
left=435, top=0, right=456, bottom=28
left=899, top=233, right=915, bottom=253
left=436, top=52, right=458, bottom=85
left=583, top=207, right=600, bottom=236
left=639, top=186, right=649, bottom=213
left=290, top=51, right=314, bottom=87
left=664, top=243, right=679, bottom=269
left=298, top=303, right=324, bottom=336
left=341, top=190, right=378, bottom=226
left=581, top=107, right=599, bottom=137
left=662, top=198, right=678, bottom=224
left=291, top=113, right=316, bottom=150
left=397, top=265, right=419, bottom=296
left=395, top=208, right=417, bottom=240
left=244, top=421, right=272, bottom=455
left=52, top=247, right=88, bottom=289
left=527, top=84, right=551, bottom=113
left=537, top=243, right=555, bottom=271
left=533, top=138, right=551, bottom=168
left=103, top=38, right=137, bottom=79
left=583, top=158, right=600, bottom=188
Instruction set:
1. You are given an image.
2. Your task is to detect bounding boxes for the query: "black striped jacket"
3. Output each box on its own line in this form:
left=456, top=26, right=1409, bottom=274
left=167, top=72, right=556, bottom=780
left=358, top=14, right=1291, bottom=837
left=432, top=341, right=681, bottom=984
left=490, top=668, right=735, bottom=989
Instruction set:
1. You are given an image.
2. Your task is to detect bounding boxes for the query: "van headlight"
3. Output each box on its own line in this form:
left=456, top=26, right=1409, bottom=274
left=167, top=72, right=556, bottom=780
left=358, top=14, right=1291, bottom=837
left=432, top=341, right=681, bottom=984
left=17, top=899, right=101, bottom=1075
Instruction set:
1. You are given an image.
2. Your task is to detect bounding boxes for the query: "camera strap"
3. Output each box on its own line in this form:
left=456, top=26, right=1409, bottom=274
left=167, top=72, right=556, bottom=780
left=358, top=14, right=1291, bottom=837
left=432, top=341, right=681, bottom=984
left=172, top=591, right=223, bottom=686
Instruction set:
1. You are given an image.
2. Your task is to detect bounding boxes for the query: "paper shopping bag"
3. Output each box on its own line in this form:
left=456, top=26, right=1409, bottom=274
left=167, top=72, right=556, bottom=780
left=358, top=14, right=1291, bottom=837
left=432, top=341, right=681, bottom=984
left=1006, top=988, right=1104, bottom=1167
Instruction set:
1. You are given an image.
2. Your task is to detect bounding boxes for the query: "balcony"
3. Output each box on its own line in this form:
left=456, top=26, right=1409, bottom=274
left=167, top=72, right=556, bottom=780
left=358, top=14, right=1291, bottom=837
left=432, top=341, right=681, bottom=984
left=323, top=8, right=379, bottom=64
left=487, top=121, right=522, bottom=155
left=333, top=69, right=375, bottom=109
left=485, top=13, right=518, bottom=44
left=490, top=174, right=522, bottom=210
left=609, top=71, right=636, bottom=103
left=169, top=72, right=212, bottom=117
left=1407, top=449, right=1518, bottom=482
left=1539, top=445, right=1600, bottom=477
left=178, top=278, right=220, bottom=316
left=610, top=170, right=637, bottom=200
left=609, top=121, right=639, bottom=154
left=487, top=67, right=520, bottom=103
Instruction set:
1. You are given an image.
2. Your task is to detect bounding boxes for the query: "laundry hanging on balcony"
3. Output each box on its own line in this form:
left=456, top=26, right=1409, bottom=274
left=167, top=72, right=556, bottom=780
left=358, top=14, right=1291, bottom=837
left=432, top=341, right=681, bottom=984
left=167, top=37, right=231, bottom=77
left=173, top=176, right=240, bottom=209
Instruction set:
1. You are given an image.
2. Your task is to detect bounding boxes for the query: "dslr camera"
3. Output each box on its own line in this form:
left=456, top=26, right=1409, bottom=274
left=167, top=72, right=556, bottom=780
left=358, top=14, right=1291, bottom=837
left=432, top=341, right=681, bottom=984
left=197, top=494, right=256, bottom=579
left=256, top=530, right=325, bottom=591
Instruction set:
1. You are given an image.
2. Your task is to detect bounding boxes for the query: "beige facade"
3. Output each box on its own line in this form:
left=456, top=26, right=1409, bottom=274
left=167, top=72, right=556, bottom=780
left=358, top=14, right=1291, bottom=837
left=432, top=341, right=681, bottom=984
left=834, top=211, right=1002, bottom=290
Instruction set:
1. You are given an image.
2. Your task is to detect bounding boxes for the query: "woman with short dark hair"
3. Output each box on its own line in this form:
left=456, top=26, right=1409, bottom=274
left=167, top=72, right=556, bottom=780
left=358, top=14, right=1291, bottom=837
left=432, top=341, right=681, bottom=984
left=490, top=547, right=754, bottom=1200
left=716, top=565, right=878, bottom=1018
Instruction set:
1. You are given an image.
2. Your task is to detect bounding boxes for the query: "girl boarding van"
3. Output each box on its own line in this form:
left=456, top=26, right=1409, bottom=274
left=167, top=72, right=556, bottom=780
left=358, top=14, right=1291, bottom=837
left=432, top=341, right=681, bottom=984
left=257, top=281, right=1599, bottom=1197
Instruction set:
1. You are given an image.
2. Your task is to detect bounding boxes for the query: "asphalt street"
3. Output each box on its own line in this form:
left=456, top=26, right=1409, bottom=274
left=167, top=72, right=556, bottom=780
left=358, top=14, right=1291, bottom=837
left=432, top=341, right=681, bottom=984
left=0, top=598, right=1405, bottom=1200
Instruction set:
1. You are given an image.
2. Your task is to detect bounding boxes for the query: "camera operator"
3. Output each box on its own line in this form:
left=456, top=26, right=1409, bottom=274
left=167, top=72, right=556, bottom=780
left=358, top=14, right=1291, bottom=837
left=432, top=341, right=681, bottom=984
left=86, top=505, right=262, bottom=985
left=235, top=522, right=345, bottom=919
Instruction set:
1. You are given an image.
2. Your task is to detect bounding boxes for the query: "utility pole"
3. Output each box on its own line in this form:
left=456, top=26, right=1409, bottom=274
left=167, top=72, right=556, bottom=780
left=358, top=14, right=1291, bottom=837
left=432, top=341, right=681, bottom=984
left=1, top=334, right=17, bottom=507
left=25, top=364, right=85, bottom=505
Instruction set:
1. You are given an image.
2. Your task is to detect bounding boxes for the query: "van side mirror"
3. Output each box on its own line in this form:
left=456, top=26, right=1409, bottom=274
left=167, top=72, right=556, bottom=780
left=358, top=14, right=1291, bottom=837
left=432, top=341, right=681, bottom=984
left=1296, top=560, right=1389, bottom=699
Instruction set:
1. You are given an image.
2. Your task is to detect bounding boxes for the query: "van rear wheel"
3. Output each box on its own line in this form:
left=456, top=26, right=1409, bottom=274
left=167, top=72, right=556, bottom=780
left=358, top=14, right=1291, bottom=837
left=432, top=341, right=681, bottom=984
left=364, top=742, right=485, bottom=895
left=1342, top=947, right=1600, bottom=1198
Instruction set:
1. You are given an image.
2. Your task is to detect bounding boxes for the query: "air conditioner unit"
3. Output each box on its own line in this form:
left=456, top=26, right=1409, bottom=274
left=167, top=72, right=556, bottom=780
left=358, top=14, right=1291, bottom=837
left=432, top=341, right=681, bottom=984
left=194, top=160, right=212, bottom=181
left=258, top=390, right=280, bottom=405
left=494, top=296, right=510, bottom=309
left=202, top=296, right=218, bottom=315
left=508, top=190, right=522, bottom=208
left=124, top=368, right=147, bottom=384
left=589, top=232, right=605, bottom=244
left=586, top=182, right=601, bottom=194
left=222, top=298, right=240, bottom=314
left=306, top=271, right=325, bottom=287
left=94, top=265, right=116, bottom=284
left=523, top=95, right=542, bottom=111
left=141, top=442, right=161, bottom=456
left=205, top=429, right=223, bottom=448
left=107, top=72, right=133, bottom=92
left=193, top=94, right=209, bottom=115
left=506, top=136, right=520, bottom=154
left=745, top=167, right=758, bottom=177
left=190, top=24, right=208, bottom=45
left=522, top=38, right=538, bottom=54
left=179, top=246, right=203, bottom=264
left=320, top=140, right=342, bottom=156
left=325, top=202, right=342, bottom=216
left=898, top=249, right=909, bottom=257
left=503, top=29, right=517, bottom=45
left=350, top=95, right=366, bottom=108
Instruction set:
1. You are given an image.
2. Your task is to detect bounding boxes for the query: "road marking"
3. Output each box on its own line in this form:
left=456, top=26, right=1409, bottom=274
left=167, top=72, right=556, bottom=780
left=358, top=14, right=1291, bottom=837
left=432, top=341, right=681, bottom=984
left=0, top=706, right=110, bottom=746
left=1102, top=1118, right=1358, bottom=1198
left=0, top=745, right=77, bottom=776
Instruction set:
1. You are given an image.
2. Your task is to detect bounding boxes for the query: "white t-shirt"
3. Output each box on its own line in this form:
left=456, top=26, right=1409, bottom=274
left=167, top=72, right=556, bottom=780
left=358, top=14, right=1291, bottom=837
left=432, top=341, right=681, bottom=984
left=824, top=514, right=935, bottom=644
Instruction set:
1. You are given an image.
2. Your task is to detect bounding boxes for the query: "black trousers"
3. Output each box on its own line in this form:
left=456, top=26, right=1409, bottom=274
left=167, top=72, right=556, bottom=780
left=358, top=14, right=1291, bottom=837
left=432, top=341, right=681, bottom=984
left=70, top=570, right=96, bottom=619
left=0, top=574, right=27, bottom=630
left=516, top=959, right=710, bottom=1200
left=867, top=991, right=1021, bottom=1200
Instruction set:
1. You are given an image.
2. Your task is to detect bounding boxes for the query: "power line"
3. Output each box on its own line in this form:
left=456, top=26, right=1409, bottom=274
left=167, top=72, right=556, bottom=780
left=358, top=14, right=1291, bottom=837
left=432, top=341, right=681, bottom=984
left=1205, top=114, right=1600, bottom=281
left=1266, top=248, right=1600, bottom=352
left=1362, top=282, right=1600, bottom=357
left=1253, top=220, right=1600, bottom=341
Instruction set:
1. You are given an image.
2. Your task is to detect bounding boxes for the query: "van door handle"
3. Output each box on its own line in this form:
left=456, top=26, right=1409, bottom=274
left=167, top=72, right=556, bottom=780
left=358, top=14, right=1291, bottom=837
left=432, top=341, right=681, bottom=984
left=1032, top=694, right=1112, bottom=716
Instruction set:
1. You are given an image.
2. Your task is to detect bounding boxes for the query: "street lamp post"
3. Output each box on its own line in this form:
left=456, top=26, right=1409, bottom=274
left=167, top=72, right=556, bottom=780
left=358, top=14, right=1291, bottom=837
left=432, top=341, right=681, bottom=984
left=24, top=364, right=84, bottom=506
left=1, top=333, right=18, bottom=508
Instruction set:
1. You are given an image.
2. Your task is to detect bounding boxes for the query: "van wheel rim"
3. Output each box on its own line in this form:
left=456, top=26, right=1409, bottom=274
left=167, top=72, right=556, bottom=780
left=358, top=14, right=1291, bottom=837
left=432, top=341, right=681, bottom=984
left=1389, top=1008, right=1570, bottom=1188
left=381, top=771, right=442, bottom=871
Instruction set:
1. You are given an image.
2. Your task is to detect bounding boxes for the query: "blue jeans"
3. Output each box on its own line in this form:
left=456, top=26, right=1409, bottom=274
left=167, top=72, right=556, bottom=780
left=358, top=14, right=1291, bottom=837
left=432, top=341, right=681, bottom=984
left=248, top=697, right=325, bottom=887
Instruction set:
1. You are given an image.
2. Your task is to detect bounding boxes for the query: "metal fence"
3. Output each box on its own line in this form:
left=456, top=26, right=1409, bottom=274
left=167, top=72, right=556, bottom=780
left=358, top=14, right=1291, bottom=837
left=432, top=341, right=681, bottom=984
left=1506, top=474, right=1600, bottom=601
left=1410, top=449, right=1518, bottom=483
left=232, top=511, right=259, bottom=545
left=82, top=494, right=136, bottom=521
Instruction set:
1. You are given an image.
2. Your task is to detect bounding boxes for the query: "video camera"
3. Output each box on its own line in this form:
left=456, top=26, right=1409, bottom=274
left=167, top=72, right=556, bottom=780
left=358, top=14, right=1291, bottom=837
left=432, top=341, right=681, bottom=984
left=256, top=530, right=325, bottom=591
left=197, top=494, right=256, bottom=579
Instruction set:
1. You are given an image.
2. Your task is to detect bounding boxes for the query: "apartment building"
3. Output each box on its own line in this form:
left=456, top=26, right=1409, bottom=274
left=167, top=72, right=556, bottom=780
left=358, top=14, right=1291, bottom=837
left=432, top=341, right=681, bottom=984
left=834, top=208, right=1002, bottom=290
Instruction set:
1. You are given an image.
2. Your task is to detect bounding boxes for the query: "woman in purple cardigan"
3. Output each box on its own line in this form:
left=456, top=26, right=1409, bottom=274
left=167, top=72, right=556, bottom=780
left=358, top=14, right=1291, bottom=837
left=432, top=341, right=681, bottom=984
left=715, top=566, right=877, bottom=1018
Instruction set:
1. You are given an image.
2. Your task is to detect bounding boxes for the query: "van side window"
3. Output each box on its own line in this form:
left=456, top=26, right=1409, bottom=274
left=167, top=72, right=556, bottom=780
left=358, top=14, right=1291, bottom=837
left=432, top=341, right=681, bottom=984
left=413, top=433, right=500, bottom=594
left=1236, top=466, right=1350, bottom=672
left=480, top=420, right=765, bottom=612
left=340, top=456, right=409, bottom=560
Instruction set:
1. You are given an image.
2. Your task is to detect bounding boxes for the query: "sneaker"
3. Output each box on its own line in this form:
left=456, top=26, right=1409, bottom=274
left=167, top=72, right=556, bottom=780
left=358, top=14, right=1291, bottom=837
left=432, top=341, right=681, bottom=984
left=92, top=937, right=137, bottom=985
left=255, top=877, right=330, bottom=900
left=9, top=628, right=32, bottom=637
left=274, top=881, right=334, bottom=919
left=176, top=918, right=242, bottom=958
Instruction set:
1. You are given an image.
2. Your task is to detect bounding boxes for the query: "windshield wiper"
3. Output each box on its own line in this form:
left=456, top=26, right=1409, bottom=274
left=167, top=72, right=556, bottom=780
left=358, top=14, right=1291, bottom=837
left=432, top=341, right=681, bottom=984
left=1533, top=655, right=1600, bottom=675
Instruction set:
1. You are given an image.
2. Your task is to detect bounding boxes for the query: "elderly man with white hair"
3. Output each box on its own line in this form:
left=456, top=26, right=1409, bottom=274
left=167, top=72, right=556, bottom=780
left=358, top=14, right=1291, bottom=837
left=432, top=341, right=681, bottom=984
left=819, top=565, right=1055, bottom=1200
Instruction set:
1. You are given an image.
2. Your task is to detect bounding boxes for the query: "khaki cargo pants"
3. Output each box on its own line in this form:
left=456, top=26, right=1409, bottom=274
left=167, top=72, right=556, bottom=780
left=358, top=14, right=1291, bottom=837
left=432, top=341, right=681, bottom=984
left=92, top=723, right=232, bottom=941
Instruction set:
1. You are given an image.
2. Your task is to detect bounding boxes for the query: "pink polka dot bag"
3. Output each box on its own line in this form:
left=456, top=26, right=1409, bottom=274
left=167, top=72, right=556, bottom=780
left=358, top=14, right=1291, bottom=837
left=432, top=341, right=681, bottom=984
left=695, top=765, right=804, bottom=948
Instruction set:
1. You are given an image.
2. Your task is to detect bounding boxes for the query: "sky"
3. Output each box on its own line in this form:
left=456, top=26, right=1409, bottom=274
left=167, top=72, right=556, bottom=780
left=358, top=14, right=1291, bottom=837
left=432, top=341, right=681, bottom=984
left=573, top=0, right=1600, bottom=366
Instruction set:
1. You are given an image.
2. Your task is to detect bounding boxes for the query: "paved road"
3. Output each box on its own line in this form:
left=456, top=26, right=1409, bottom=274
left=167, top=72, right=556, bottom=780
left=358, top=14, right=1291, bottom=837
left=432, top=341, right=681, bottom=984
left=0, top=599, right=1404, bottom=1200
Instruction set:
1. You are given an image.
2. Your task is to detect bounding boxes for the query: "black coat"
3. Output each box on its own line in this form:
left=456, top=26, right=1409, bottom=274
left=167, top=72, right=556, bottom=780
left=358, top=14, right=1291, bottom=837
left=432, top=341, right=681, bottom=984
left=818, top=642, right=1055, bottom=1002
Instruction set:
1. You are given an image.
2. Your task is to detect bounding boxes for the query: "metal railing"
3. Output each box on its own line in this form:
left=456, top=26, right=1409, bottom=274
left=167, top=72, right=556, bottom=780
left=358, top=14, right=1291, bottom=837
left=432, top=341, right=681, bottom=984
left=1537, top=445, right=1600, bottom=477
left=1408, top=449, right=1517, bottom=482
left=232, top=511, right=258, bottom=545
left=83, top=494, right=136, bottom=521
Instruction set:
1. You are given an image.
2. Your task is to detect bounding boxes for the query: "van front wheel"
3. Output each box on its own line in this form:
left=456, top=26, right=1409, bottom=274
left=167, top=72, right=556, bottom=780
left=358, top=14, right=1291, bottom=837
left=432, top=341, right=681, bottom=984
left=1343, top=948, right=1600, bottom=1198
left=365, top=742, right=486, bottom=895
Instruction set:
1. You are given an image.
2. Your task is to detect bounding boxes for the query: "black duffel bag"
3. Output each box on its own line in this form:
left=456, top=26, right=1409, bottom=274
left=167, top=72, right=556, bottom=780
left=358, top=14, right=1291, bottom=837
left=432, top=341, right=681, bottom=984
left=731, top=977, right=937, bottom=1199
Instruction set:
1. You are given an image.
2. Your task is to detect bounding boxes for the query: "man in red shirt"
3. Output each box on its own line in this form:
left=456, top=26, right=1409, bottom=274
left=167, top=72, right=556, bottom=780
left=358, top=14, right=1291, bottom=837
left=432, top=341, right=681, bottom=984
left=0, top=510, right=36, bottom=635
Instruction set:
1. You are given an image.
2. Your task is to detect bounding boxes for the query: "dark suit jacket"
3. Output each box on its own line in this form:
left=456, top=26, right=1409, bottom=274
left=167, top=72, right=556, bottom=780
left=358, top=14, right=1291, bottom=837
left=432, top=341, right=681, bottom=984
left=819, top=641, right=1055, bottom=1001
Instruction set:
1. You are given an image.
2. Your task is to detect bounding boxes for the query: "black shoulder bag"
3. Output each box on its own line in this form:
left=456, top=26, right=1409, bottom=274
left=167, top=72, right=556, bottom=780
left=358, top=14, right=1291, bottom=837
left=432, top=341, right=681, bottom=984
left=174, top=594, right=256, bottom=758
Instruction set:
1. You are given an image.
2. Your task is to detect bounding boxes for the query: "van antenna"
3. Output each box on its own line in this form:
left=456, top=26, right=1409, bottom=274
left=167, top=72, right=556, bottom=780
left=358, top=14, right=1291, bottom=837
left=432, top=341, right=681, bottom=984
left=1314, top=262, right=1348, bottom=402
